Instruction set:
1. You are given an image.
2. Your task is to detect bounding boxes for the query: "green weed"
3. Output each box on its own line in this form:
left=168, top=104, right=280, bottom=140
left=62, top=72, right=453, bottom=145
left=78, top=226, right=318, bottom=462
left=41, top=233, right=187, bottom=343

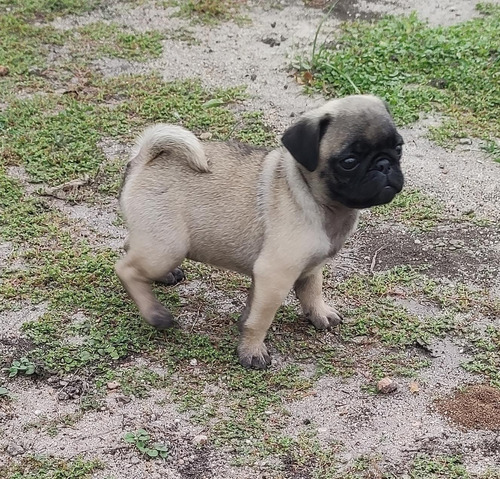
left=0, top=455, right=103, bottom=479
left=123, top=429, right=169, bottom=459
left=7, top=357, right=36, bottom=377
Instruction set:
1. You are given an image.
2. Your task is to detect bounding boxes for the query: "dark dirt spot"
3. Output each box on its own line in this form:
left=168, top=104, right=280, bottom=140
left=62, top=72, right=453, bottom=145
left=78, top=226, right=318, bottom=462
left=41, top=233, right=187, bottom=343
left=47, top=376, right=90, bottom=401
left=0, top=337, right=36, bottom=365
left=178, top=446, right=212, bottom=478
left=354, top=222, right=500, bottom=287
left=283, top=454, right=313, bottom=479
left=435, top=384, right=500, bottom=431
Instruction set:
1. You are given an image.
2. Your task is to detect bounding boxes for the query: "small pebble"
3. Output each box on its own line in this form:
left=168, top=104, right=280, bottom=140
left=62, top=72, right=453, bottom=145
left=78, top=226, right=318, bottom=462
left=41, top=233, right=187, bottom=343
left=107, top=381, right=120, bottom=390
left=189, top=359, right=198, bottom=367
left=6, top=443, right=24, bottom=457
left=193, top=434, right=208, bottom=445
left=377, top=377, right=398, bottom=394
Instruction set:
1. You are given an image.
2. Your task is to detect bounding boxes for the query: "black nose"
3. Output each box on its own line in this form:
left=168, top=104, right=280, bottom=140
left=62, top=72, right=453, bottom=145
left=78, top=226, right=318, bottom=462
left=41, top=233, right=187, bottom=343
left=375, top=158, right=391, bottom=174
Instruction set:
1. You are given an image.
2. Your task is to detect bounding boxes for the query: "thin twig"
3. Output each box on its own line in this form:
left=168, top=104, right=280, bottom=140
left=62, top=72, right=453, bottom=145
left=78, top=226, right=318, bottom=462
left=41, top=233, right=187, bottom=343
left=370, top=246, right=385, bottom=275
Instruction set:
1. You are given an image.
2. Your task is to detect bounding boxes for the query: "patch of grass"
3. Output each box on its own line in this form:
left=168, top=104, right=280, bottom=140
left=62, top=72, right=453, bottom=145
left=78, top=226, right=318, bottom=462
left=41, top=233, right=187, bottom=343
left=76, top=22, right=164, bottom=60
left=174, top=0, right=242, bottom=23
left=0, top=14, right=67, bottom=76
left=296, top=4, right=500, bottom=159
left=409, top=454, right=468, bottom=478
left=335, top=268, right=456, bottom=347
left=372, top=189, right=443, bottom=231
left=463, top=326, right=500, bottom=388
left=0, top=455, right=103, bottom=479
left=96, top=365, right=167, bottom=398
left=0, top=0, right=102, bottom=20
left=0, top=15, right=164, bottom=96
left=369, top=352, right=431, bottom=380
left=279, top=431, right=340, bottom=478
left=1, top=73, right=273, bottom=187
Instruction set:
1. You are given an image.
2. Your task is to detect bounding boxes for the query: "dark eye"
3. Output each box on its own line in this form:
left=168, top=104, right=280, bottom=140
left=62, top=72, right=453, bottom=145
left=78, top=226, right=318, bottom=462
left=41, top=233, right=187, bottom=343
left=395, top=145, right=403, bottom=156
left=339, top=157, right=359, bottom=170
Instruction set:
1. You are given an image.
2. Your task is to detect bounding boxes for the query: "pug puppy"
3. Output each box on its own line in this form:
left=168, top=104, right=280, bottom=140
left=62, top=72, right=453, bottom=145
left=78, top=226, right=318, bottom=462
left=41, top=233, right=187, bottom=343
left=116, top=95, right=404, bottom=369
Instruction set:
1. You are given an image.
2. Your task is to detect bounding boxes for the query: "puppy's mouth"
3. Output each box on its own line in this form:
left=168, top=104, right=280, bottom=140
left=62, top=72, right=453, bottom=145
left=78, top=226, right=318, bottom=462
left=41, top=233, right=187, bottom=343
left=374, top=185, right=399, bottom=205
left=335, top=184, right=402, bottom=209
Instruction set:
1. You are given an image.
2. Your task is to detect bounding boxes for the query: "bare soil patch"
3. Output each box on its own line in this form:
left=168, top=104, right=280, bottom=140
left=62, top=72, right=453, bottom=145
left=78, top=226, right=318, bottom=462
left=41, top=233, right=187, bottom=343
left=435, top=385, right=500, bottom=431
left=354, top=221, right=500, bottom=287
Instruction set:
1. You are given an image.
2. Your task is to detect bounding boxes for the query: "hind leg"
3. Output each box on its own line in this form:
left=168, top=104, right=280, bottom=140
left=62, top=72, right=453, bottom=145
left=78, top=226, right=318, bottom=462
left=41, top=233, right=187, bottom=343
left=115, top=246, right=186, bottom=329
left=157, top=267, right=185, bottom=286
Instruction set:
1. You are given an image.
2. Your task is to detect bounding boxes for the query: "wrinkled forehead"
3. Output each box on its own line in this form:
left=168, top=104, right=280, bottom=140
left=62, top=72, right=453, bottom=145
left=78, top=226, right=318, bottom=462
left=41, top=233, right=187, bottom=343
left=322, top=108, right=402, bottom=154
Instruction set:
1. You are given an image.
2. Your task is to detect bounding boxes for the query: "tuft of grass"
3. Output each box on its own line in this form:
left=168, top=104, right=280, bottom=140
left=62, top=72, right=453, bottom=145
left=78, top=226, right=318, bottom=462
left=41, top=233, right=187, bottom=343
left=296, top=4, right=500, bottom=159
left=76, top=22, right=164, bottom=60
left=0, top=455, right=103, bottom=479
left=174, top=0, right=242, bottom=23
left=409, top=454, right=468, bottom=478
left=463, top=326, right=500, bottom=388
left=372, top=189, right=443, bottom=231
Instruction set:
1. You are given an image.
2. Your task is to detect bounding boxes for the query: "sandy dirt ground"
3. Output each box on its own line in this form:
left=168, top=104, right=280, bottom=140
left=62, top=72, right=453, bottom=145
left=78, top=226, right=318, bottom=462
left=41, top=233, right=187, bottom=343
left=1, top=0, right=500, bottom=478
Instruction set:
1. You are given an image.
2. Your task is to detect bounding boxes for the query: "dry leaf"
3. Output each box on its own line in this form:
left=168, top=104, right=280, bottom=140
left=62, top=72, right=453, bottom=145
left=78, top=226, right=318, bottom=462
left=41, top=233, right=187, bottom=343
left=409, top=381, right=420, bottom=394
left=302, top=71, right=313, bottom=85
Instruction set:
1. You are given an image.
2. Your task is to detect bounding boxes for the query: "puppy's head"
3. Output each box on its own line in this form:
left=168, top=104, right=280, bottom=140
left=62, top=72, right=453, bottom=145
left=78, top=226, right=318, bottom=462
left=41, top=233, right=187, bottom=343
left=282, top=95, right=404, bottom=209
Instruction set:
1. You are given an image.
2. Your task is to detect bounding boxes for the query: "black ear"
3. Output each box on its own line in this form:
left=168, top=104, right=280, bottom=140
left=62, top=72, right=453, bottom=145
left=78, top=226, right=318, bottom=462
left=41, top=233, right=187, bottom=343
left=281, top=115, right=330, bottom=172
left=382, top=99, right=393, bottom=115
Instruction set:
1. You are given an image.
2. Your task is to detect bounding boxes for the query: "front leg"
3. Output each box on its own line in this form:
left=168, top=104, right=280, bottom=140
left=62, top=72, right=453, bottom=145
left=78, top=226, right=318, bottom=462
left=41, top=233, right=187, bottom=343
left=295, top=266, right=343, bottom=330
left=238, top=260, right=300, bottom=369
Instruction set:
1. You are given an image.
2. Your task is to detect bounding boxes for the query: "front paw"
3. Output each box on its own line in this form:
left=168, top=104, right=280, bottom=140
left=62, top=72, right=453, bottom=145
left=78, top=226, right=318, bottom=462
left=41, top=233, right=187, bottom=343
left=146, top=304, right=179, bottom=330
left=237, top=342, right=271, bottom=369
left=305, top=304, right=343, bottom=330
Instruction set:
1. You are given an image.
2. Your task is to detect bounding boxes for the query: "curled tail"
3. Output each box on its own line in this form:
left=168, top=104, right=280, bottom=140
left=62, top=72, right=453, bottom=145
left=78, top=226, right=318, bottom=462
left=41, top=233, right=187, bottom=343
left=130, top=124, right=210, bottom=173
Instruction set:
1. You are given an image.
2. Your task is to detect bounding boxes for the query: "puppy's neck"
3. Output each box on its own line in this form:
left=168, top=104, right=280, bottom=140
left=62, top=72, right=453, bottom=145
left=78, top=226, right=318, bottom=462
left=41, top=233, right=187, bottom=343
left=282, top=151, right=324, bottom=221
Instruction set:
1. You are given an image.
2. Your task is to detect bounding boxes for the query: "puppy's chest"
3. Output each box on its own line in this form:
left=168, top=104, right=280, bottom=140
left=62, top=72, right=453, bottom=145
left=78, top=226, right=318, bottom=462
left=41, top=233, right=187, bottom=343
left=324, top=211, right=360, bottom=257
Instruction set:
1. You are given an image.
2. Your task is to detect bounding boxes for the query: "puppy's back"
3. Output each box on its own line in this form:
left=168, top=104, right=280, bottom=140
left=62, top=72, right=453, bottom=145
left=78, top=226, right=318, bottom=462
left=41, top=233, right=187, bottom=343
left=120, top=127, right=271, bottom=275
